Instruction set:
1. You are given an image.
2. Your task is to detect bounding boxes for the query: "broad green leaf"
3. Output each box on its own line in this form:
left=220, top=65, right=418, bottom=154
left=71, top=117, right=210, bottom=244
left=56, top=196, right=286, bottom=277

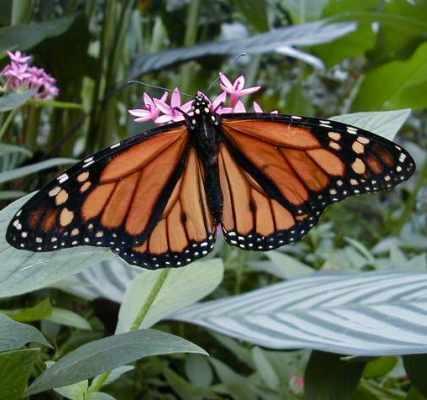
left=265, top=251, right=313, bottom=279
left=185, top=354, right=213, bottom=388
left=331, top=109, right=411, bottom=141
left=282, top=0, right=329, bottom=23
left=252, top=347, right=280, bottom=390
left=129, top=20, right=355, bottom=77
left=173, top=272, right=427, bottom=356
left=363, top=356, right=398, bottom=379
left=373, top=0, right=427, bottom=62
left=404, top=355, right=427, bottom=397
left=28, top=329, right=207, bottom=395
left=0, top=157, right=76, bottom=184
left=164, top=367, right=214, bottom=400
left=0, top=16, right=75, bottom=53
left=352, top=42, right=427, bottom=111
left=0, top=194, right=113, bottom=298
left=54, top=380, right=88, bottom=400
left=116, top=258, right=223, bottom=332
left=91, top=366, right=134, bottom=389
left=47, top=308, right=92, bottom=330
left=5, top=298, right=52, bottom=322
left=0, top=91, right=33, bottom=112
left=0, top=348, right=40, bottom=400
left=0, top=313, right=50, bottom=351
left=0, top=191, right=26, bottom=200
left=0, top=143, right=32, bottom=173
left=233, top=0, right=269, bottom=32
left=88, top=393, right=117, bottom=400
left=311, top=0, right=379, bottom=67
left=304, top=351, right=365, bottom=400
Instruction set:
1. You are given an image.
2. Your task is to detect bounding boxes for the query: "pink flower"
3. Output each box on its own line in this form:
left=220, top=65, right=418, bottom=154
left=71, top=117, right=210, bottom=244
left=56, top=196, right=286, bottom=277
left=129, top=92, right=167, bottom=122
left=289, top=376, right=304, bottom=395
left=219, top=72, right=261, bottom=106
left=0, top=51, right=58, bottom=100
left=7, top=51, right=32, bottom=64
left=154, top=88, right=193, bottom=124
left=253, top=101, right=278, bottom=114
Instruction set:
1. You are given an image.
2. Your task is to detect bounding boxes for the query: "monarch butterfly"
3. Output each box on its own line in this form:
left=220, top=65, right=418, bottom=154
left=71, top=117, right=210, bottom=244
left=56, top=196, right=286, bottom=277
left=6, top=93, right=415, bottom=269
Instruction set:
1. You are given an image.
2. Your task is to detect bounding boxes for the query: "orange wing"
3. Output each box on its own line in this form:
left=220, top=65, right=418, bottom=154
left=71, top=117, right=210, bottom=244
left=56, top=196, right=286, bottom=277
left=116, top=148, right=216, bottom=268
left=219, top=116, right=415, bottom=249
left=7, top=124, right=195, bottom=259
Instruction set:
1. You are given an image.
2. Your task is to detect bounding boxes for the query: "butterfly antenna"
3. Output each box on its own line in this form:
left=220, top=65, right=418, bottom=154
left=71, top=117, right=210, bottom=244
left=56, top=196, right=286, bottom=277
left=206, top=51, right=248, bottom=94
left=127, top=80, right=192, bottom=98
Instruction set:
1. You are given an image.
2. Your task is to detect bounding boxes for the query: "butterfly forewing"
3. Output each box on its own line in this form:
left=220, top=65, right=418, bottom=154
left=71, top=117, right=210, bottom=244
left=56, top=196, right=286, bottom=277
left=7, top=124, right=190, bottom=253
left=219, top=114, right=415, bottom=250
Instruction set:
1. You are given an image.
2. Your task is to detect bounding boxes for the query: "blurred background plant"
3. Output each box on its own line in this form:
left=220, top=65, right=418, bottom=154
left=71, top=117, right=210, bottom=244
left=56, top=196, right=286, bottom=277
left=0, top=0, right=427, bottom=399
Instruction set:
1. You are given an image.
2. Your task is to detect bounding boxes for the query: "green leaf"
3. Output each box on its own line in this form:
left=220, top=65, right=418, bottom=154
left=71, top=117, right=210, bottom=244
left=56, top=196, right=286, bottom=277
left=0, top=16, right=75, bottom=53
left=252, top=347, right=280, bottom=390
left=363, top=356, right=398, bottom=379
left=304, top=351, right=365, bottom=400
left=47, top=308, right=92, bottom=330
left=0, top=143, right=32, bottom=173
left=0, top=313, right=50, bottom=351
left=311, top=0, right=379, bottom=67
left=129, top=20, right=355, bottom=77
left=233, top=0, right=269, bottom=32
left=28, top=329, right=207, bottom=395
left=0, top=91, right=33, bottom=112
left=264, top=251, right=313, bottom=279
left=352, top=42, right=427, bottom=111
left=0, top=348, right=40, bottom=400
left=0, top=157, right=76, bottom=184
left=116, top=258, right=223, bottom=332
left=373, top=0, right=427, bottom=62
left=185, top=354, right=213, bottom=388
left=5, top=298, right=52, bottom=322
left=88, top=393, right=117, bottom=400
left=331, top=109, right=411, bottom=141
left=54, top=380, right=88, bottom=400
left=404, top=355, right=427, bottom=397
left=91, top=366, right=134, bottom=389
left=282, top=0, right=329, bottom=23
left=0, top=191, right=26, bottom=200
left=0, top=194, right=114, bottom=298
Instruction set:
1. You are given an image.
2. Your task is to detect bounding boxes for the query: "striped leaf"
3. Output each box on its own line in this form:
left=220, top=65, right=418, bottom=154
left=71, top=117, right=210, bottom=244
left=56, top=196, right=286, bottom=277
left=172, top=272, right=427, bottom=356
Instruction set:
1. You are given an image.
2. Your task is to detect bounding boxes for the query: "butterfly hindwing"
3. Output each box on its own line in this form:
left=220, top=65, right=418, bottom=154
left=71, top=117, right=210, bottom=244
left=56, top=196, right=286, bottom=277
left=219, top=113, right=415, bottom=250
left=115, top=148, right=217, bottom=269
left=6, top=123, right=190, bottom=253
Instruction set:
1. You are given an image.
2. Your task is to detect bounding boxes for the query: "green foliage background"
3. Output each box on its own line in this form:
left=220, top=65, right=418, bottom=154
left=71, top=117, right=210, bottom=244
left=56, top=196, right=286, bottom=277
left=0, top=0, right=426, bottom=399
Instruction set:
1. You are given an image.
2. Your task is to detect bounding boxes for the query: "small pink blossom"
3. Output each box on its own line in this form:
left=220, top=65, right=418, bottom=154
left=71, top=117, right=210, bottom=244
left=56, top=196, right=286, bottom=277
left=128, top=73, right=277, bottom=125
left=253, top=101, right=278, bottom=114
left=219, top=72, right=261, bottom=106
left=0, top=51, right=58, bottom=100
left=154, top=88, right=193, bottom=123
left=7, top=50, right=32, bottom=64
left=128, top=92, right=167, bottom=122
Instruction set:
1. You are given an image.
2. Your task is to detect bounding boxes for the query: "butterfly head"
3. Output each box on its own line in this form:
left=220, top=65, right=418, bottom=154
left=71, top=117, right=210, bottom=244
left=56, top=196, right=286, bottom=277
left=186, top=94, right=219, bottom=128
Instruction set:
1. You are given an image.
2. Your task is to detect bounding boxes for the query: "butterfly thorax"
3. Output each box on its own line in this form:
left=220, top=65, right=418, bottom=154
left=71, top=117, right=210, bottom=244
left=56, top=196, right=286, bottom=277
left=185, top=95, right=223, bottom=225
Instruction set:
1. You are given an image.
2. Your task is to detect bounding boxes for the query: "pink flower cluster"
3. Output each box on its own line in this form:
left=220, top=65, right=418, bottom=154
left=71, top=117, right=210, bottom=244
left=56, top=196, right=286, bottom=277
left=0, top=51, right=59, bottom=100
left=129, top=73, right=277, bottom=124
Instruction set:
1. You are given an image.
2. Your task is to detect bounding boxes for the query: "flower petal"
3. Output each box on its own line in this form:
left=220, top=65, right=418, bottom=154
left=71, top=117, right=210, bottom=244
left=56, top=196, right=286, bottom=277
left=170, top=88, right=181, bottom=108
left=240, top=86, right=261, bottom=96
left=154, top=99, right=172, bottom=115
left=155, top=114, right=173, bottom=124
left=253, top=101, right=263, bottom=113
left=233, top=100, right=246, bottom=113
left=234, top=75, right=245, bottom=91
left=219, top=72, right=233, bottom=90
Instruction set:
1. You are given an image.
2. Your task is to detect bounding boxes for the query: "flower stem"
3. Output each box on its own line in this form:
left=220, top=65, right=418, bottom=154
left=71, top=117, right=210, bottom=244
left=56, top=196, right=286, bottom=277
left=88, top=268, right=170, bottom=393
left=0, top=108, right=18, bottom=140
left=130, top=269, right=169, bottom=331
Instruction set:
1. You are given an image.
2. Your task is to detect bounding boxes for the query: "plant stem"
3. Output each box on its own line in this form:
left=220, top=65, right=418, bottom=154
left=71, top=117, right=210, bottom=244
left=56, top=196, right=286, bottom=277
left=0, top=108, right=18, bottom=140
left=130, top=269, right=169, bottom=330
left=391, top=159, right=427, bottom=234
left=88, top=269, right=170, bottom=393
